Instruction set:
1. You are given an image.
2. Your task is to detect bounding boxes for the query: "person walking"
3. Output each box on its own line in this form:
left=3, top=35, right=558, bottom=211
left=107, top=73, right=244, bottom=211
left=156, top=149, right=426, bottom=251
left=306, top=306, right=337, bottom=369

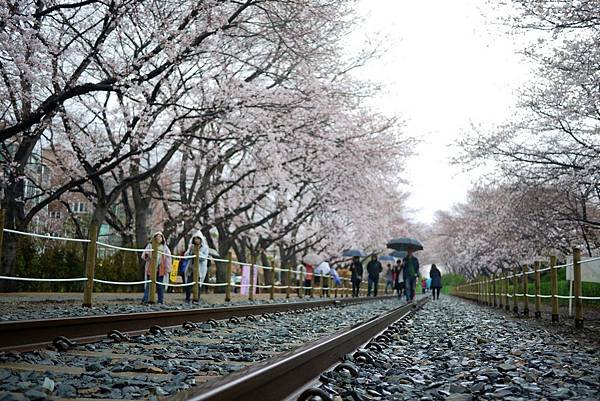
left=295, top=263, right=306, bottom=297
left=366, top=254, right=383, bottom=296
left=303, top=262, right=314, bottom=297
left=384, top=263, right=394, bottom=294
left=393, top=259, right=403, bottom=298
left=349, top=256, right=363, bottom=297
left=402, top=248, right=420, bottom=303
left=314, top=260, right=332, bottom=297
left=430, top=264, right=442, bottom=300
left=141, top=232, right=172, bottom=304
left=182, top=231, right=209, bottom=303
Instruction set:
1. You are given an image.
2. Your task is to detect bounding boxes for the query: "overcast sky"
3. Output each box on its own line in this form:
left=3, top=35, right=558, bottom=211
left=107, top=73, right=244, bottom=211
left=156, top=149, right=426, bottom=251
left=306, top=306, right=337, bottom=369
left=352, top=0, right=532, bottom=224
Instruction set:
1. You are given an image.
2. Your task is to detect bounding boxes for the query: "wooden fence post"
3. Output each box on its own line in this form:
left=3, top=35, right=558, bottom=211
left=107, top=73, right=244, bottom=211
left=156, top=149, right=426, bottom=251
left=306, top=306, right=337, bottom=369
left=82, top=224, right=99, bottom=307
left=492, top=274, right=497, bottom=307
left=573, top=247, right=583, bottom=328
left=522, top=265, right=529, bottom=317
left=286, top=265, right=291, bottom=299
left=504, top=272, right=510, bottom=311
left=225, top=251, right=232, bottom=302
left=0, top=209, right=4, bottom=268
left=249, top=256, right=256, bottom=302
left=550, top=255, right=559, bottom=322
left=512, top=267, right=519, bottom=315
left=534, top=261, right=541, bottom=318
left=270, top=265, right=275, bottom=300
left=498, top=273, right=503, bottom=309
left=192, top=243, right=200, bottom=303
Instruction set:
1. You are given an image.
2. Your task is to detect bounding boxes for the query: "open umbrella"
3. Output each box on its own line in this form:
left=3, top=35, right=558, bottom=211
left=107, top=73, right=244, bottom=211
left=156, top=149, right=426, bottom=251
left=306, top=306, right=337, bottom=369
left=389, top=250, right=407, bottom=259
left=378, top=255, right=396, bottom=262
left=314, top=261, right=331, bottom=275
left=342, top=249, right=366, bottom=257
left=303, top=253, right=322, bottom=265
left=387, top=237, right=424, bottom=252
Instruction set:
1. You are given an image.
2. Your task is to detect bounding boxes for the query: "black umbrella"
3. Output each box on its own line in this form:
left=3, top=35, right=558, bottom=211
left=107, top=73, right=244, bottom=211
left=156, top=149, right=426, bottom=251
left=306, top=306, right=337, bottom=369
left=386, top=237, right=423, bottom=252
left=342, top=249, right=366, bottom=257
left=389, top=250, right=407, bottom=259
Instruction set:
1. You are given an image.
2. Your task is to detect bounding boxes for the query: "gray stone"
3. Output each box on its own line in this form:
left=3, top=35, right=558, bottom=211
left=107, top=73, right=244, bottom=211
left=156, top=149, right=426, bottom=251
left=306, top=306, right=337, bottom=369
left=550, top=388, right=572, bottom=399
left=24, top=390, right=47, bottom=401
left=56, top=384, right=77, bottom=398
left=445, top=394, right=472, bottom=401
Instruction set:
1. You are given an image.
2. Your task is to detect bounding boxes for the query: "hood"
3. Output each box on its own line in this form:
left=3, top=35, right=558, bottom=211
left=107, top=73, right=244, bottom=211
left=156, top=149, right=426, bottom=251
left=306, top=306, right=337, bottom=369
left=187, top=230, right=206, bottom=249
left=152, top=231, right=165, bottom=243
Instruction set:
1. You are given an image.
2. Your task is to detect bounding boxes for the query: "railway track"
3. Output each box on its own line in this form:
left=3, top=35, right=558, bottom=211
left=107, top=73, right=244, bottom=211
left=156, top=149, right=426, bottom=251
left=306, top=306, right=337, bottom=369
left=0, top=296, right=426, bottom=401
left=0, top=296, right=393, bottom=352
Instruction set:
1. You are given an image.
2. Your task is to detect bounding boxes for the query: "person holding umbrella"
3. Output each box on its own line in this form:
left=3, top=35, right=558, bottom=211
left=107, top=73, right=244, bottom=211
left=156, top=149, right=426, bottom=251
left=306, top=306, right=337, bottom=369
left=349, top=256, right=363, bottom=297
left=403, top=248, right=420, bottom=303
left=366, top=254, right=383, bottom=296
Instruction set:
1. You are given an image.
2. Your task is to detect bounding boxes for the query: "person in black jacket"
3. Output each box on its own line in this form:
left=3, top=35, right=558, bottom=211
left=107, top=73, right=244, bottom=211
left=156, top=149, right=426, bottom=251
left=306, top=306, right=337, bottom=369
left=430, top=264, right=442, bottom=300
left=349, top=256, right=363, bottom=297
left=366, top=254, right=383, bottom=296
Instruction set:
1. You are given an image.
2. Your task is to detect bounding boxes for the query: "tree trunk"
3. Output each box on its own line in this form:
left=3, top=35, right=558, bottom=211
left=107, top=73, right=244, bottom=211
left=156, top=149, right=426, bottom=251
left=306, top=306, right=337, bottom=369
left=132, top=182, right=151, bottom=279
left=0, top=182, right=27, bottom=292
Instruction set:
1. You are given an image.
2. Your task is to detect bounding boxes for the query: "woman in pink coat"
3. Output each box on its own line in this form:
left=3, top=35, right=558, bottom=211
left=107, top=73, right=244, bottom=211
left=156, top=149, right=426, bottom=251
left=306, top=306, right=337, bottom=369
left=141, top=232, right=172, bottom=304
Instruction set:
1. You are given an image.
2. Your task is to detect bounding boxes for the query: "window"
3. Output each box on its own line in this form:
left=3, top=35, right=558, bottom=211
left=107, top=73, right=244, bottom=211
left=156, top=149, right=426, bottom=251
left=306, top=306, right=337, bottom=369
left=49, top=211, right=61, bottom=219
left=71, top=202, right=87, bottom=213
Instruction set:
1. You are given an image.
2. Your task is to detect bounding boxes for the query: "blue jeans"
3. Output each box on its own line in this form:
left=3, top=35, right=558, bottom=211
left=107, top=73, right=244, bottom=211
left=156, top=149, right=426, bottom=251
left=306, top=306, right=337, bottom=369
left=367, top=275, right=379, bottom=296
left=404, top=277, right=416, bottom=301
left=142, top=273, right=164, bottom=304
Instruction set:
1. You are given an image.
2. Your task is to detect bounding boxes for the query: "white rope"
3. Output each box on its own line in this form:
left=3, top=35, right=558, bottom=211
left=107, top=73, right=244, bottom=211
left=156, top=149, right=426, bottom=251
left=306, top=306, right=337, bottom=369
left=255, top=284, right=271, bottom=289
left=200, top=282, right=228, bottom=287
left=580, top=256, right=600, bottom=264
left=554, top=263, right=570, bottom=269
left=94, top=279, right=151, bottom=285
left=538, top=294, right=552, bottom=298
left=3, top=228, right=90, bottom=243
left=274, top=285, right=288, bottom=289
left=168, top=254, right=196, bottom=260
left=555, top=295, right=573, bottom=299
left=0, top=275, right=87, bottom=282
left=538, top=266, right=551, bottom=272
left=96, top=242, right=145, bottom=253
left=155, top=281, right=197, bottom=287
left=580, top=296, right=600, bottom=300
left=210, top=257, right=230, bottom=264
left=525, top=294, right=536, bottom=298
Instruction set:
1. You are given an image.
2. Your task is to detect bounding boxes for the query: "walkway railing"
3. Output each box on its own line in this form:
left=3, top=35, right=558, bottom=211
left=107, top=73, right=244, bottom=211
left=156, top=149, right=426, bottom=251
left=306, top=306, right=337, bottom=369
left=0, top=224, right=389, bottom=306
left=453, top=247, right=600, bottom=328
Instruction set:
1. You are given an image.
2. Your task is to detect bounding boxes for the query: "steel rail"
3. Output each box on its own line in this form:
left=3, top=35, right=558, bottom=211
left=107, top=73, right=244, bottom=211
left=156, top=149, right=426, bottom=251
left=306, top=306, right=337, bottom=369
left=167, top=297, right=428, bottom=401
left=0, top=295, right=399, bottom=352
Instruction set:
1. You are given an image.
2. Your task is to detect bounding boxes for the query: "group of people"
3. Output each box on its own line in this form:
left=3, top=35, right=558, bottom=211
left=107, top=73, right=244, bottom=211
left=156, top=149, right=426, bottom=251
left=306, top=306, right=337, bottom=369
left=301, top=249, right=443, bottom=303
left=139, top=231, right=442, bottom=305
left=140, top=231, right=209, bottom=304
left=348, top=248, right=430, bottom=302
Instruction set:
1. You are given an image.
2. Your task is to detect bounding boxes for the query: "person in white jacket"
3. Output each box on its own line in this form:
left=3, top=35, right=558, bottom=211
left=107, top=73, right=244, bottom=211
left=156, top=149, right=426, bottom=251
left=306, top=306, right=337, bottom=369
left=181, top=231, right=209, bottom=303
left=141, top=232, right=172, bottom=304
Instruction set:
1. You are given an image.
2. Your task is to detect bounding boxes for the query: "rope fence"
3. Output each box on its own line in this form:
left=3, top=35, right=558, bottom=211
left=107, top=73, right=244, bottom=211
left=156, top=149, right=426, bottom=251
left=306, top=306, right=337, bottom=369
left=0, top=227, right=380, bottom=306
left=453, top=248, right=600, bottom=329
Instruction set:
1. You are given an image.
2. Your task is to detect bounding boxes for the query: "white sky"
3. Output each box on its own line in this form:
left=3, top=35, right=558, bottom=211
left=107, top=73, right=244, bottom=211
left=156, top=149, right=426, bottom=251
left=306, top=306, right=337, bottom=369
left=352, top=0, right=532, bottom=223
